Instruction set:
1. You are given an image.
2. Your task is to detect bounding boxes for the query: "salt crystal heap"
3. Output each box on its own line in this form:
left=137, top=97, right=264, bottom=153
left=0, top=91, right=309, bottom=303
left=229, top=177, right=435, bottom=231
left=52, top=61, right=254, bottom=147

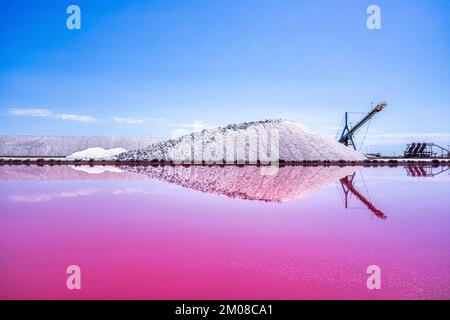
left=66, top=147, right=128, bottom=161
left=118, top=119, right=366, bottom=163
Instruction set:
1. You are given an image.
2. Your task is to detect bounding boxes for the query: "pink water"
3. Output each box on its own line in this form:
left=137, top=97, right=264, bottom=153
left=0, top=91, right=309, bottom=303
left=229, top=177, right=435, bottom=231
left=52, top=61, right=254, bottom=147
left=0, top=164, right=449, bottom=299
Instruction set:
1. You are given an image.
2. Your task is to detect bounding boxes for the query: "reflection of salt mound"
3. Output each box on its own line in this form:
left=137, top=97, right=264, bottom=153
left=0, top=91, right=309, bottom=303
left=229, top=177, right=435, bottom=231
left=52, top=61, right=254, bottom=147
left=118, top=120, right=366, bottom=162
left=66, top=147, right=127, bottom=160
left=0, top=164, right=359, bottom=202
left=121, top=165, right=358, bottom=202
left=69, top=165, right=124, bottom=174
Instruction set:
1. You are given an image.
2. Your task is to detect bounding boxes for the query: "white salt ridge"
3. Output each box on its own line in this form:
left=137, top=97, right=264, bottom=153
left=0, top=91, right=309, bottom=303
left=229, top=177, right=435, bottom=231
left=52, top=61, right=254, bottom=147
left=66, top=147, right=128, bottom=160
left=69, top=165, right=124, bottom=174
left=118, top=119, right=366, bottom=162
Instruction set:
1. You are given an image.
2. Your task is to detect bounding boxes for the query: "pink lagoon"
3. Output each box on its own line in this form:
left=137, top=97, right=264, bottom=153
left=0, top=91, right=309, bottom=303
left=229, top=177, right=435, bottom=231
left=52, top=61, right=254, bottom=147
left=0, top=164, right=449, bottom=300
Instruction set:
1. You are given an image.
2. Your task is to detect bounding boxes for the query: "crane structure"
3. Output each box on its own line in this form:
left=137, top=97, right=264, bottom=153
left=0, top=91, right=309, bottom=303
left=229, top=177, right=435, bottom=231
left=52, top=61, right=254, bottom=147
left=339, top=102, right=387, bottom=150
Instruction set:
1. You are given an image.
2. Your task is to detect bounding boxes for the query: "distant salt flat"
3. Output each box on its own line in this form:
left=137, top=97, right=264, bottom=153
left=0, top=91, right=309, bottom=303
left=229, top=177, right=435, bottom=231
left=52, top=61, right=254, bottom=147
left=0, top=135, right=159, bottom=157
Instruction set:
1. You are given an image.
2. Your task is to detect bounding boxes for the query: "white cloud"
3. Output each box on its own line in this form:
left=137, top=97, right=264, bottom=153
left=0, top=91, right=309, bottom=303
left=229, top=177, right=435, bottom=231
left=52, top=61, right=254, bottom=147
left=168, top=120, right=216, bottom=138
left=9, top=108, right=97, bottom=123
left=179, top=120, right=211, bottom=131
left=363, top=132, right=450, bottom=145
left=113, top=117, right=145, bottom=124
left=113, top=117, right=164, bottom=124
left=171, top=128, right=191, bottom=138
left=9, top=108, right=52, bottom=117
left=316, top=124, right=450, bottom=147
left=58, top=114, right=96, bottom=122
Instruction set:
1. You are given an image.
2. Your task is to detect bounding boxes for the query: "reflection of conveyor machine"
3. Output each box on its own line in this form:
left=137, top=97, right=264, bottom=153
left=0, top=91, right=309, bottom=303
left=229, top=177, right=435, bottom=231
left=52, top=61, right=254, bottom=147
left=339, top=172, right=387, bottom=220
left=405, top=164, right=449, bottom=177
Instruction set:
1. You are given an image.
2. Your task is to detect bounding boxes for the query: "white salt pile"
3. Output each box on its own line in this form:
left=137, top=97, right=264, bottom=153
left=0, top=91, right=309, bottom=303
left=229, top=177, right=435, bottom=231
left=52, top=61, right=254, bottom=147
left=118, top=119, right=366, bottom=162
left=66, top=147, right=128, bottom=161
left=69, top=165, right=124, bottom=174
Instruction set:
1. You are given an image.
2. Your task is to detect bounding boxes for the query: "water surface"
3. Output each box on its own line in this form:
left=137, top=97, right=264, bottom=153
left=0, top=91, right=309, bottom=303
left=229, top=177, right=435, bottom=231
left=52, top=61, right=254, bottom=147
left=0, top=164, right=449, bottom=299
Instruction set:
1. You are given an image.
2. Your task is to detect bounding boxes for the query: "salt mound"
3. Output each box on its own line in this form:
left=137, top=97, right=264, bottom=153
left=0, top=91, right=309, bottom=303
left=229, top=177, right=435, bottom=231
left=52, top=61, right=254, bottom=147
left=69, top=165, right=124, bottom=174
left=66, top=147, right=128, bottom=160
left=118, top=119, right=366, bottom=162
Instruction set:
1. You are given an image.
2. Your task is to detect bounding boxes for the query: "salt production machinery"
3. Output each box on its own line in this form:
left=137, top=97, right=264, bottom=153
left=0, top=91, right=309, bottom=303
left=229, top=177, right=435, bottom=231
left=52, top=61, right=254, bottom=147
left=338, top=102, right=387, bottom=150
left=403, top=143, right=449, bottom=158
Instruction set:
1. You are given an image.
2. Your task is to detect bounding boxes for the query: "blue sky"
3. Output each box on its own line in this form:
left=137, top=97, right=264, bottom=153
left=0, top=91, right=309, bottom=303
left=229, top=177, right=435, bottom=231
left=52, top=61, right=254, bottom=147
left=1, top=0, right=449, bottom=154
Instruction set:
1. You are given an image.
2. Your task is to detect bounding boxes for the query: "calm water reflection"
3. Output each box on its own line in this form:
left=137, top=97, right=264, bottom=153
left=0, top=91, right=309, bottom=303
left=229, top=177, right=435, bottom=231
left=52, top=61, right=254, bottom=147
left=0, top=164, right=449, bottom=299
